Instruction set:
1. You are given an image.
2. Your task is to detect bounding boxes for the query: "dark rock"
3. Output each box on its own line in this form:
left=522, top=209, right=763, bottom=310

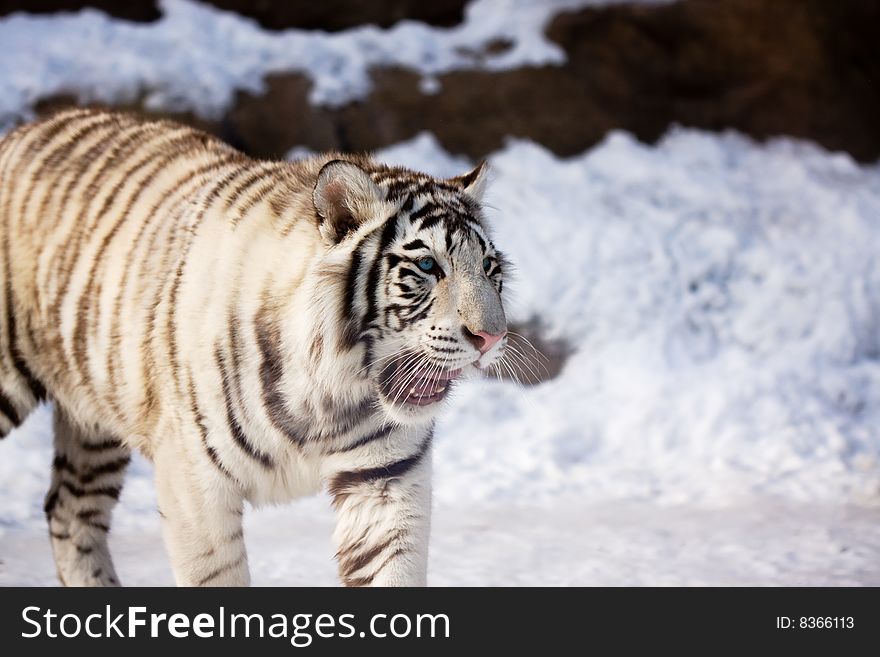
left=545, top=0, right=880, bottom=161
left=0, top=0, right=469, bottom=29
left=201, top=0, right=468, bottom=32
left=224, top=0, right=880, bottom=162
left=24, top=0, right=880, bottom=164
left=225, top=74, right=339, bottom=158
left=0, top=1, right=159, bottom=22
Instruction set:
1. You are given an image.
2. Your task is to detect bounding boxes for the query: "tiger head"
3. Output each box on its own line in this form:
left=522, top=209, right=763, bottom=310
left=314, top=158, right=508, bottom=424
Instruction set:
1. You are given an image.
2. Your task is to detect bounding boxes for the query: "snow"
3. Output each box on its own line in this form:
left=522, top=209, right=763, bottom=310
left=3, top=129, right=880, bottom=586
left=433, top=130, right=880, bottom=510
left=2, top=0, right=880, bottom=586
left=0, top=0, right=673, bottom=130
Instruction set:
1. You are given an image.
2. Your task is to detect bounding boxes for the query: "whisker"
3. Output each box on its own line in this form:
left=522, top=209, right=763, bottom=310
left=504, top=343, right=547, bottom=382
left=501, top=344, right=538, bottom=381
left=498, top=355, right=545, bottom=416
left=380, top=350, right=424, bottom=409
left=357, top=345, right=417, bottom=376
left=498, top=354, right=523, bottom=386
left=389, top=353, right=430, bottom=412
left=392, top=356, right=430, bottom=414
left=507, top=331, right=550, bottom=363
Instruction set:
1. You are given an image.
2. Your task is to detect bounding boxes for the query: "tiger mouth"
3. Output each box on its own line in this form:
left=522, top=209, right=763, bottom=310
left=380, top=364, right=462, bottom=407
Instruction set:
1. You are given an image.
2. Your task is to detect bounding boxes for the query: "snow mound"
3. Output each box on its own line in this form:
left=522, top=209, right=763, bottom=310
left=377, top=130, right=880, bottom=507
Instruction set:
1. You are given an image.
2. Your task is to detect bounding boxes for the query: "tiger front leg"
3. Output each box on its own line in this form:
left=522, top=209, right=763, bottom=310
left=154, top=439, right=250, bottom=586
left=328, top=441, right=433, bottom=587
left=45, top=407, right=131, bottom=587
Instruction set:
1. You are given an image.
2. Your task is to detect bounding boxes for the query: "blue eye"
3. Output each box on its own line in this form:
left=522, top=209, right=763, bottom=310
left=483, top=257, right=492, bottom=272
left=417, top=257, right=435, bottom=272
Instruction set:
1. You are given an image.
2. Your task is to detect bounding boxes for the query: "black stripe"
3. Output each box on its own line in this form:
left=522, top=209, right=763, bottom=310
left=0, top=391, right=21, bottom=426
left=315, top=396, right=374, bottom=441
left=398, top=267, right=426, bottom=282
left=403, top=292, right=433, bottom=316
left=31, top=120, right=128, bottom=270
left=255, top=313, right=308, bottom=446
left=236, top=179, right=277, bottom=217
left=225, top=168, right=267, bottom=210
left=457, top=162, right=484, bottom=189
left=409, top=203, right=436, bottom=223
left=51, top=130, right=195, bottom=351
left=52, top=454, right=76, bottom=475
left=84, top=521, right=110, bottom=532
left=78, top=456, right=131, bottom=484
left=329, top=424, right=394, bottom=453
left=161, top=157, right=243, bottom=402
left=406, top=297, right=434, bottom=324
left=196, top=554, right=245, bottom=586
left=20, top=116, right=118, bottom=212
left=339, top=530, right=401, bottom=579
left=458, top=214, right=484, bottom=232
left=43, top=491, right=59, bottom=515
left=399, top=194, right=414, bottom=214
left=73, top=144, right=216, bottom=383
left=216, top=349, right=274, bottom=468
left=111, top=152, right=241, bottom=411
left=402, top=239, right=428, bottom=251
left=473, top=231, right=487, bottom=253
left=41, top=123, right=162, bottom=310
left=384, top=179, right=414, bottom=200
left=190, top=380, right=237, bottom=482
left=342, top=248, right=362, bottom=326
left=329, top=433, right=431, bottom=502
left=420, top=213, right=444, bottom=230
left=385, top=253, right=403, bottom=269
left=80, top=439, right=123, bottom=452
left=362, top=215, right=400, bottom=329
left=371, top=170, right=400, bottom=183
left=4, top=278, right=46, bottom=401
left=60, top=481, right=121, bottom=500
left=359, top=334, right=375, bottom=371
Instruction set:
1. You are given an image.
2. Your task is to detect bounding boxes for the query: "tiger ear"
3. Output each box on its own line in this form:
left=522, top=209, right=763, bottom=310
left=448, top=160, right=489, bottom=202
left=313, top=160, right=383, bottom=244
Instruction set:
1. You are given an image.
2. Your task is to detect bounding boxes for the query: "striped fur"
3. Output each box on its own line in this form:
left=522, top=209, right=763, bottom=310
left=0, top=109, right=508, bottom=587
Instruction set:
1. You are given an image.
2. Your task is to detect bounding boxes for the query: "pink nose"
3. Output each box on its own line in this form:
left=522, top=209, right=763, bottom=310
left=473, top=330, right=507, bottom=354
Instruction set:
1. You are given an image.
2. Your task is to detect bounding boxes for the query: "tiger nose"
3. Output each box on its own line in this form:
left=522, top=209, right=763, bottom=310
left=462, top=327, right=507, bottom=353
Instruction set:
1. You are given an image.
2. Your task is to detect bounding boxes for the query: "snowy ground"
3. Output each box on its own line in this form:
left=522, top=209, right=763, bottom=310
left=2, top=0, right=880, bottom=586
left=3, top=130, right=880, bottom=586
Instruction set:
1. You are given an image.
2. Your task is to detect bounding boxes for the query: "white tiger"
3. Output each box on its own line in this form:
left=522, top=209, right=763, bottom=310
left=0, top=108, right=508, bottom=586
